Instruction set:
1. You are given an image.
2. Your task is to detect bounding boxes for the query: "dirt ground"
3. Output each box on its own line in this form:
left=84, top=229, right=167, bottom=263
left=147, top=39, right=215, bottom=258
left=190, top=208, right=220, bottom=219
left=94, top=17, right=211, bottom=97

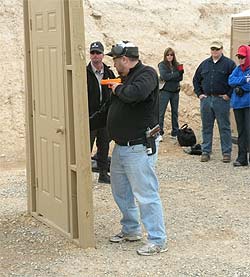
left=1, top=136, right=250, bottom=277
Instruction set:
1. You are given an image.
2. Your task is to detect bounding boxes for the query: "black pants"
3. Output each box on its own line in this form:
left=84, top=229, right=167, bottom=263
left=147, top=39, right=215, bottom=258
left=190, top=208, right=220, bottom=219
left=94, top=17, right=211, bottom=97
left=90, top=128, right=110, bottom=171
left=234, top=107, right=250, bottom=163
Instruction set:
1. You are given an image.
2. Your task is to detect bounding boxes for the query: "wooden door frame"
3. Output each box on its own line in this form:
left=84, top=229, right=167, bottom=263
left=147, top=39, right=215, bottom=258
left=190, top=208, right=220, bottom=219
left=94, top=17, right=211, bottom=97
left=24, top=0, right=95, bottom=248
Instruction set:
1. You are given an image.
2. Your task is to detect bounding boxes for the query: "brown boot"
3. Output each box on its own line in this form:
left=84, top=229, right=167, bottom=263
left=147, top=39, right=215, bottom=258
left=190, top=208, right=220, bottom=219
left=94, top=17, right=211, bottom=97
left=201, top=153, right=210, bottom=162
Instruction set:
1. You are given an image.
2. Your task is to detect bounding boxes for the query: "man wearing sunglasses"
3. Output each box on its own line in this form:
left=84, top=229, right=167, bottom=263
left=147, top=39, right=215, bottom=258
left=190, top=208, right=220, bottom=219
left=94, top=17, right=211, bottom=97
left=91, top=41, right=167, bottom=255
left=87, top=41, right=115, bottom=184
left=193, top=41, right=236, bottom=163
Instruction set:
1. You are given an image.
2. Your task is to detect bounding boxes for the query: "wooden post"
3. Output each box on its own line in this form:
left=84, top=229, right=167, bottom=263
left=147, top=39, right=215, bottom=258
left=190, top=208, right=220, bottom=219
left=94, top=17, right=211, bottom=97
left=68, top=0, right=95, bottom=248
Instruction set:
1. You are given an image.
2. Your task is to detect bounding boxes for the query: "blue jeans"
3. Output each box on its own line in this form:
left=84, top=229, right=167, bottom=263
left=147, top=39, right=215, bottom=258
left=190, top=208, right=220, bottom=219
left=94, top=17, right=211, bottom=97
left=110, top=141, right=166, bottom=246
left=200, top=96, right=232, bottom=155
left=159, top=90, right=179, bottom=136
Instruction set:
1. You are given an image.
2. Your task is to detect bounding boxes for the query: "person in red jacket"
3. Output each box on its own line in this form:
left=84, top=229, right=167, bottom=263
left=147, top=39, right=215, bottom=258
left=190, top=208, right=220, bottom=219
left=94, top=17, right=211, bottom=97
left=228, top=45, right=250, bottom=166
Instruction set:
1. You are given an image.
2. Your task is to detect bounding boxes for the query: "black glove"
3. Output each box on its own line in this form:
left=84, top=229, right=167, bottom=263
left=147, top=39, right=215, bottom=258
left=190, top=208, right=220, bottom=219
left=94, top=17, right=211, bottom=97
left=235, top=86, right=244, bottom=97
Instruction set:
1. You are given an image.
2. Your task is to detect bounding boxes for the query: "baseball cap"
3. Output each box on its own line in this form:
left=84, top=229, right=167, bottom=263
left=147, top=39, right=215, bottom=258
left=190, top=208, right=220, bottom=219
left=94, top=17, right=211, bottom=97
left=210, top=41, right=223, bottom=49
left=89, top=41, right=104, bottom=53
left=236, top=45, right=247, bottom=57
left=106, top=41, right=139, bottom=58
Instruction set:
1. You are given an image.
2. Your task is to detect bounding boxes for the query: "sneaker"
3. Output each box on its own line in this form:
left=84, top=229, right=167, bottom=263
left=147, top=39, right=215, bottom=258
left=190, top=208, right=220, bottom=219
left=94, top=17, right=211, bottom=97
left=109, top=232, right=142, bottom=243
left=222, top=154, right=231, bottom=163
left=170, top=135, right=177, bottom=140
left=200, top=153, right=210, bottom=162
left=158, top=135, right=163, bottom=142
left=137, top=242, right=168, bottom=256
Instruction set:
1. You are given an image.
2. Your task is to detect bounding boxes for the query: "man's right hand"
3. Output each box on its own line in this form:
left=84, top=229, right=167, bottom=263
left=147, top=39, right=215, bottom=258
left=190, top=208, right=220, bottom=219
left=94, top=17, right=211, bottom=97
left=199, top=94, right=207, bottom=100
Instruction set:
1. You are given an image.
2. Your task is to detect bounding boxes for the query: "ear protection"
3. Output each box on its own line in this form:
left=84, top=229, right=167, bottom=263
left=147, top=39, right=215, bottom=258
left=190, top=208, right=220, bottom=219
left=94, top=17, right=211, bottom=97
left=111, top=44, right=125, bottom=57
left=107, top=41, right=139, bottom=58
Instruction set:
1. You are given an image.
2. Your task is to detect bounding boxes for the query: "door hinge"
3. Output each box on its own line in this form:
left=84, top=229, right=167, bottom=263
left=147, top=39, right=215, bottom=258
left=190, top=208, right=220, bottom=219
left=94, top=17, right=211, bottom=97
left=36, top=177, right=38, bottom=188
left=30, top=18, right=32, bottom=31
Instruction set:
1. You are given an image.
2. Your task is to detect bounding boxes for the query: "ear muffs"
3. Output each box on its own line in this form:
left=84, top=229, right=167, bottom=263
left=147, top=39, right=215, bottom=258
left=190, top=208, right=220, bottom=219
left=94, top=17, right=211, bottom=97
left=111, top=45, right=125, bottom=56
left=106, top=42, right=139, bottom=58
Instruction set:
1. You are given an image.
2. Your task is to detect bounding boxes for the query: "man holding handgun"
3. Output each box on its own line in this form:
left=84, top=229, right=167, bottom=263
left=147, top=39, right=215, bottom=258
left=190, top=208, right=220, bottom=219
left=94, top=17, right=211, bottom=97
left=91, top=41, right=167, bottom=255
left=87, top=41, right=115, bottom=184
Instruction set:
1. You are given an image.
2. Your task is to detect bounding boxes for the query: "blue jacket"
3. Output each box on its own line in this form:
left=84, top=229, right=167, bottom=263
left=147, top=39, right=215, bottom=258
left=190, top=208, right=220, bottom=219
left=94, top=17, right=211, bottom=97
left=193, top=54, right=236, bottom=97
left=228, top=66, right=250, bottom=109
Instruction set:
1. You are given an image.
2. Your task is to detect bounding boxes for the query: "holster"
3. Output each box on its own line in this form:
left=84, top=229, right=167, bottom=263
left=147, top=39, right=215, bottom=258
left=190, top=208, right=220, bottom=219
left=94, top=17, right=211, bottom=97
left=145, top=136, right=156, bottom=156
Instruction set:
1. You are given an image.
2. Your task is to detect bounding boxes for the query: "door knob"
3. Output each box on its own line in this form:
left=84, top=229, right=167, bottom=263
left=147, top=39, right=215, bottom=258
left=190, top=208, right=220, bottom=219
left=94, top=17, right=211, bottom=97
left=56, top=127, right=64, bottom=134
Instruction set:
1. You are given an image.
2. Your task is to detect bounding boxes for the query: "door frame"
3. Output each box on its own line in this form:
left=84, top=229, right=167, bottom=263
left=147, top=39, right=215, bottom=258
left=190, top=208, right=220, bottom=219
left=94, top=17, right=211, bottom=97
left=23, top=0, right=95, bottom=248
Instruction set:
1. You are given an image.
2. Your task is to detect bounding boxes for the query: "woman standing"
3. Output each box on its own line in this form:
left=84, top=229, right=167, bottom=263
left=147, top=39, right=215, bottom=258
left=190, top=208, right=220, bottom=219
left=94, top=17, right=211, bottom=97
left=228, top=45, right=250, bottom=167
left=158, top=48, right=184, bottom=140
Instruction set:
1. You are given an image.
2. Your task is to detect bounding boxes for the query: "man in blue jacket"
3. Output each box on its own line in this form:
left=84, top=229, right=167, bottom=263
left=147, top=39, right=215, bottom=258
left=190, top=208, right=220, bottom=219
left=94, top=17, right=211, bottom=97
left=193, top=41, right=236, bottom=163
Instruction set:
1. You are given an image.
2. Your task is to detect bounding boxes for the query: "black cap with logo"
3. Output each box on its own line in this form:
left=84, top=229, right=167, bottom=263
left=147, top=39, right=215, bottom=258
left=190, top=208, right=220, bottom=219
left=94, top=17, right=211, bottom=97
left=90, top=41, right=104, bottom=53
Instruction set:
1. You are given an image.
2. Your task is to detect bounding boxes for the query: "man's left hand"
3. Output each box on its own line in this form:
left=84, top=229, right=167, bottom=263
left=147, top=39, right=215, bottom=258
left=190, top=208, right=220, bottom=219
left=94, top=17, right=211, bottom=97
left=222, top=94, right=230, bottom=101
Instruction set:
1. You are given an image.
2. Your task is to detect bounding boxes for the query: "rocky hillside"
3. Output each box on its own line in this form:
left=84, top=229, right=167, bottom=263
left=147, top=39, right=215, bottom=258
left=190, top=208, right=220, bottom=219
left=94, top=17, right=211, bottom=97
left=0, top=0, right=248, bottom=162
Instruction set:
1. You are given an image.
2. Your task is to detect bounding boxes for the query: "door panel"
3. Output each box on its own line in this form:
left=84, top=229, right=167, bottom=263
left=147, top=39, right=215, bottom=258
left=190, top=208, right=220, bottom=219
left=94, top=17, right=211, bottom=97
left=30, top=0, right=69, bottom=232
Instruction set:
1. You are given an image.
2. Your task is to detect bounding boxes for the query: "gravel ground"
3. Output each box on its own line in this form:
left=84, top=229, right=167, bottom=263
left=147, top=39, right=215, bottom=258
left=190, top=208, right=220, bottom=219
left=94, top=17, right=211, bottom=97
left=1, top=136, right=250, bottom=277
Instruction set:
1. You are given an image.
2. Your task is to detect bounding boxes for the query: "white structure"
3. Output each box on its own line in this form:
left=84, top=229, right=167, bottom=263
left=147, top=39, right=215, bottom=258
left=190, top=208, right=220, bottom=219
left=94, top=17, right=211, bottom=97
left=230, top=10, right=250, bottom=135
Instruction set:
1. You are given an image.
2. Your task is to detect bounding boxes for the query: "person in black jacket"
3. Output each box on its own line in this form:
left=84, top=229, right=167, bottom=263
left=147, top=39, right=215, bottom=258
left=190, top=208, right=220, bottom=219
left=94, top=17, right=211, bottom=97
left=158, top=47, right=184, bottom=140
left=87, top=41, right=115, bottom=184
left=91, top=41, right=167, bottom=256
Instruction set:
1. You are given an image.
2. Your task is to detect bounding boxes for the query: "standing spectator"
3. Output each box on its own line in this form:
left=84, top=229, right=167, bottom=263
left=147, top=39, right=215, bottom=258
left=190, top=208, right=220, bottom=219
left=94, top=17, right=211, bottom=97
left=158, top=48, right=184, bottom=140
left=193, top=41, right=236, bottom=162
left=228, top=45, right=250, bottom=167
left=87, top=41, right=115, bottom=183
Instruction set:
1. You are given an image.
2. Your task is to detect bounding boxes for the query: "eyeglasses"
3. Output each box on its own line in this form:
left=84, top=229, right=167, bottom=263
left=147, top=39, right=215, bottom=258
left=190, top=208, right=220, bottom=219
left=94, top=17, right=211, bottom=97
left=211, top=47, right=221, bottom=51
left=237, top=55, right=246, bottom=59
left=166, top=53, right=174, bottom=56
left=90, top=51, right=102, bottom=55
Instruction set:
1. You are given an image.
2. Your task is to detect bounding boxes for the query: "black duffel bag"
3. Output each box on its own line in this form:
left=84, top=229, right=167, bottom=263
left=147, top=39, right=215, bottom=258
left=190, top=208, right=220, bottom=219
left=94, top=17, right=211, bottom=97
left=177, top=124, right=197, bottom=147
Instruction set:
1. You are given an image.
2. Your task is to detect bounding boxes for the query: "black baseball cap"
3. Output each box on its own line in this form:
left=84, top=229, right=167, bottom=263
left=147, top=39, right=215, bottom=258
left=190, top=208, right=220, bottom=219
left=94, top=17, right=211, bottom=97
left=89, top=41, right=104, bottom=53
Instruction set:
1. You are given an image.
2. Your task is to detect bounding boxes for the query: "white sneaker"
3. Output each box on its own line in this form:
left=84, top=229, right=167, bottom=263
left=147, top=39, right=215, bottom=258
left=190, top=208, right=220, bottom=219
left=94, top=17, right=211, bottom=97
left=158, top=135, right=163, bottom=142
left=109, top=231, right=142, bottom=243
left=137, top=242, right=168, bottom=256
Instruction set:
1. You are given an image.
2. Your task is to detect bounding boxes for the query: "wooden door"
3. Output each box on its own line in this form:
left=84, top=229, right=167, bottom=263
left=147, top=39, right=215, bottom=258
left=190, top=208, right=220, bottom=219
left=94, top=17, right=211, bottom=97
left=29, top=0, right=69, bottom=232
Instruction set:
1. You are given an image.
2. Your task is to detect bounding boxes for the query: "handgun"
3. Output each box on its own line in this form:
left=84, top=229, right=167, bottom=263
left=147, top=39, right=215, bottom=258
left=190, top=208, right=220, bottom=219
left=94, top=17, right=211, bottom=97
left=145, top=124, right=160, bottom=155
left=101, top=78, right=122, bottom=88
left=146, top=124, right=160, bottom=138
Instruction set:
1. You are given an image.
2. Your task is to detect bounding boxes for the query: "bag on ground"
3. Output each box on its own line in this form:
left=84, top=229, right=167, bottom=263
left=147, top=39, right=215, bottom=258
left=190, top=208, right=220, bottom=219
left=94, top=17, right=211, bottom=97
left=184, top=144, right=202, bottom=155
left=177, top=124, right=196, bottom=147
